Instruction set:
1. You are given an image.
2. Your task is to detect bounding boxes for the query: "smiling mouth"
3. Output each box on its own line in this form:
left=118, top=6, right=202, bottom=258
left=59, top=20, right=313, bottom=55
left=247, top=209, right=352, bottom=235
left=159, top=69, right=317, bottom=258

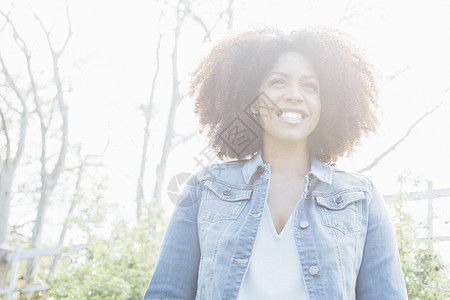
left=275, top=109, right=308, bottom=121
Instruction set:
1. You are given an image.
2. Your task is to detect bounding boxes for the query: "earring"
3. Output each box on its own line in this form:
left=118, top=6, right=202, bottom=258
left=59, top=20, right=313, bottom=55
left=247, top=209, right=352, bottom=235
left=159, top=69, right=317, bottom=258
left=251, top=110, right=260, bottom=118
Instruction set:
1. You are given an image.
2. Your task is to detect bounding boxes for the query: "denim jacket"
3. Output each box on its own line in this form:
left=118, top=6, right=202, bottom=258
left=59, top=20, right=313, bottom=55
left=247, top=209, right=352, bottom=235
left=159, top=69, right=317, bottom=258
left=144, top=151, right=408, bottom=299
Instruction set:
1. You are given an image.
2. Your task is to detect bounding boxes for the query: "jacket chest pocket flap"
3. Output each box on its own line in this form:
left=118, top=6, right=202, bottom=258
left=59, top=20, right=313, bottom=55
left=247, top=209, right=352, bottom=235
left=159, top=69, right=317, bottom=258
left=316, top=191, right=365, bottom=234
left=200, top=181, right=252, bottom=222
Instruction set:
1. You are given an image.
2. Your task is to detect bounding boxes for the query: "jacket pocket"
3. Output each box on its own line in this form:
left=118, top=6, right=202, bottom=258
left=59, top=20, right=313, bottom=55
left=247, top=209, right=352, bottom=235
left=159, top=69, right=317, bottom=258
left=200, top=181, right=252, bottom=222
left=315, top=191, right=365, bottom=234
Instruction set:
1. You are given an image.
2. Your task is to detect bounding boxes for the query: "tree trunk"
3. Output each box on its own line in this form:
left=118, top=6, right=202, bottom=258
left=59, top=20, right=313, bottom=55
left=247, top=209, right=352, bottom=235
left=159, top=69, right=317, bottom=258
left=0, top=166, right=14, bottom=246
left=49, top=162, right=85, bottom=272
left=152, top=3, right=184, bottom=204
left=0, top=246, right=13, bottom=288
left=135, top=30, right=163, bottom=220
left=25, top=181, right=52, bottom=280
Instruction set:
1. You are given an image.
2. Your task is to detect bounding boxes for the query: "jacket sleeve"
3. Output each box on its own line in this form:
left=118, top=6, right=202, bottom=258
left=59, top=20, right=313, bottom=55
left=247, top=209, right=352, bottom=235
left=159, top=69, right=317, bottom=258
left=143, top=172, right=203, bottom=300
left=355, top=179, right=408, bottom=299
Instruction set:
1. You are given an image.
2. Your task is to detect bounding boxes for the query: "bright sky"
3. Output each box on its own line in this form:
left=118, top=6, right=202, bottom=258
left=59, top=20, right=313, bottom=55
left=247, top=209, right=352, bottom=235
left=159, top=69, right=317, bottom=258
left=1, top=0, right=449, bottom=260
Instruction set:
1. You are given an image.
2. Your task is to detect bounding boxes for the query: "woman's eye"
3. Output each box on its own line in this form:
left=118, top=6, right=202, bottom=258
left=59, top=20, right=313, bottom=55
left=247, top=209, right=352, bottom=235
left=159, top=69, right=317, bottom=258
left=302, top=82, right=319, bottom=92
left=269, top=78, right=286, bottom=86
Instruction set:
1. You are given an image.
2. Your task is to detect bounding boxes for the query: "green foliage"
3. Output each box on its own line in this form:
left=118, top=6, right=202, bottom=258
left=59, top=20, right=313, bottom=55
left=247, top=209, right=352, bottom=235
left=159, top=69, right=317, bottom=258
left=45, top=203, right=167, bottom=299
left=389, top=175, right=450, bottom=299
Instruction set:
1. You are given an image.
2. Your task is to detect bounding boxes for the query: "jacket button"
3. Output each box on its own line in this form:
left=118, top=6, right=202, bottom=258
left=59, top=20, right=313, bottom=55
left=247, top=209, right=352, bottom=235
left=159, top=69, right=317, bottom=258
left=223, top=188, right=231, bottom=197
left=309, top=265, right=319, bottom=276
left=336, top=195, right=343, bottom=204
left=300, top=221, right=309, bottom=229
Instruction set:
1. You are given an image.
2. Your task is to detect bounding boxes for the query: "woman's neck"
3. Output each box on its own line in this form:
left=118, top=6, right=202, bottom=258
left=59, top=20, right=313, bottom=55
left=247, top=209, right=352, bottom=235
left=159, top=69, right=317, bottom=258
left=261, top=139, right=311, bottom=177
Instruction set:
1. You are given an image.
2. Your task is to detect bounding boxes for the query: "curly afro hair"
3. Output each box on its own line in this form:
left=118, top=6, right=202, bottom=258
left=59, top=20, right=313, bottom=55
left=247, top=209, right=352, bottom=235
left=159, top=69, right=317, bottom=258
left=189, top=27, right=380, bottom=164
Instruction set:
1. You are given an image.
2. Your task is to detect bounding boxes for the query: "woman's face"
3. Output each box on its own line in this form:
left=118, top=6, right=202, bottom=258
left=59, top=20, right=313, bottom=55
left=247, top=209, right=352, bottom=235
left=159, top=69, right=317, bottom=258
left=256, top=51, right=321, bottom=148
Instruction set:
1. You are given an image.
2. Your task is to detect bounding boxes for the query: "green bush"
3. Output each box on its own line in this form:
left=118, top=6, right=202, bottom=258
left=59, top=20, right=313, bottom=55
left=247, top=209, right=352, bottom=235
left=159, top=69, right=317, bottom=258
left=45, top=204, right=166, bottom=299
left=389, top=184, right=450, bottom=299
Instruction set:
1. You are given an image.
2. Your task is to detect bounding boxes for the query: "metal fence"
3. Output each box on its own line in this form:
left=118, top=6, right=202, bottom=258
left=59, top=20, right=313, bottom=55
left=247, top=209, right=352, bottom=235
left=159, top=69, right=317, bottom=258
left=384, top=181, right=450, bottom=242
left=0, top=244, right=85, bottom=299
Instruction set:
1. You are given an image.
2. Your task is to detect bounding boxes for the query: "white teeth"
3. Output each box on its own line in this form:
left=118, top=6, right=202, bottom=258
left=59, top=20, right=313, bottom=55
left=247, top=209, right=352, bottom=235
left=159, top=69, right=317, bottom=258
left=279, top=111, right=303, bottom=120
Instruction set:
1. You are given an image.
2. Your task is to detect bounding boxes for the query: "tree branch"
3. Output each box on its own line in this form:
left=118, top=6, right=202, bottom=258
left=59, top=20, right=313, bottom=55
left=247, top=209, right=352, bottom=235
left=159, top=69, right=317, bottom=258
left=0, top=10, right=29, bottom=55
left=0, top=11, right=9, bottom=31
left=171, top=130, right=197, bottom=148
left=1, top=96, right=21, bottom=114
left=358, top=101, right=444, bottom=173
left=0, top=106, right=11, bottom=161
left=337, top=0, right=382, bottom=25
left=224, top=0, right=235, bottom=29
left=182, top=0, right=211, bottom=42
left=32, top=2, right=71, bottom=183
left=381, top=66, right=410, bottom=87
left=418, top=281, right=450, bottom=292
left=0, top=54, right=26, bottom=109
left=0, top=12, right=29, bottom=170
left=57, top=0, right=72, bottom=56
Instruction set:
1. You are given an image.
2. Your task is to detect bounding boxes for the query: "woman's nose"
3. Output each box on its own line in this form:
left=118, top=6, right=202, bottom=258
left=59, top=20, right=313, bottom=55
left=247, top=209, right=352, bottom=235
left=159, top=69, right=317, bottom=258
left=286, top=85, right=305, bottom=102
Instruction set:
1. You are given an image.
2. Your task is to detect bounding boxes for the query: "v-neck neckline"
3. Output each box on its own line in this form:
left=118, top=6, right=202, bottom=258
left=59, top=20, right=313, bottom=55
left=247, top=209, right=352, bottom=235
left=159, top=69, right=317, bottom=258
left=264, top=201, right=294, bottom=237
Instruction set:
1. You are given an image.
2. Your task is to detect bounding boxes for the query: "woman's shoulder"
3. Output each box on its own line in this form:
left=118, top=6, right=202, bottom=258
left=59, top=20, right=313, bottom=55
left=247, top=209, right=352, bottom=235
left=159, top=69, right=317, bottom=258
left=196, top=159, right=249, bottom=186
left=327, top=164, right=373, bottom=192
left=314, top=164, right=382, bottom=207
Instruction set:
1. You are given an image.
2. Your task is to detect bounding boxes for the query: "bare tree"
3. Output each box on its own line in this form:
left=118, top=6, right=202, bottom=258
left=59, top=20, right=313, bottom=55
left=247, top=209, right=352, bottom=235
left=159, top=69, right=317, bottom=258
left=0, top=11, right=29, bottom=246
left=149, top=0, right=235, bottom=207
left=135, top=26, right=164, bottom=220
left=151, top=0, right=186, bottom=205
left=23, top=2, right=72, bottom=279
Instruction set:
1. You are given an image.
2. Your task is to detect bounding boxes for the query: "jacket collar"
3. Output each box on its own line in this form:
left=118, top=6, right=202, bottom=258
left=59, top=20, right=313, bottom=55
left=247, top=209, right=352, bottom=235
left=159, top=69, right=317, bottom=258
left=243, top=149, right=332, bottom=185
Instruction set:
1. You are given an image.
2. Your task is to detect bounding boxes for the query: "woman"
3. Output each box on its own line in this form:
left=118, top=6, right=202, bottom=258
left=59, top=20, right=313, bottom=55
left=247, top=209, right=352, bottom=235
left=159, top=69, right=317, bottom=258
left=143, top=27, right=408, bottom=299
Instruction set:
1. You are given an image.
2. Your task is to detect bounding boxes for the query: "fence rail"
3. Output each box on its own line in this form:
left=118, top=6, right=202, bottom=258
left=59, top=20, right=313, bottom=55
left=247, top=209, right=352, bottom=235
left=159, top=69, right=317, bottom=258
left=0, top=244, right=85, bottom=299
left=384, top=181, right=450, bottom=242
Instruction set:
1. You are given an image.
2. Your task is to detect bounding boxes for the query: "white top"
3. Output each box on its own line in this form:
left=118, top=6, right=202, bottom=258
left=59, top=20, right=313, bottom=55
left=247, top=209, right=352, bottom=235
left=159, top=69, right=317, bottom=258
left=237, top=200, right=310, bottom=300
